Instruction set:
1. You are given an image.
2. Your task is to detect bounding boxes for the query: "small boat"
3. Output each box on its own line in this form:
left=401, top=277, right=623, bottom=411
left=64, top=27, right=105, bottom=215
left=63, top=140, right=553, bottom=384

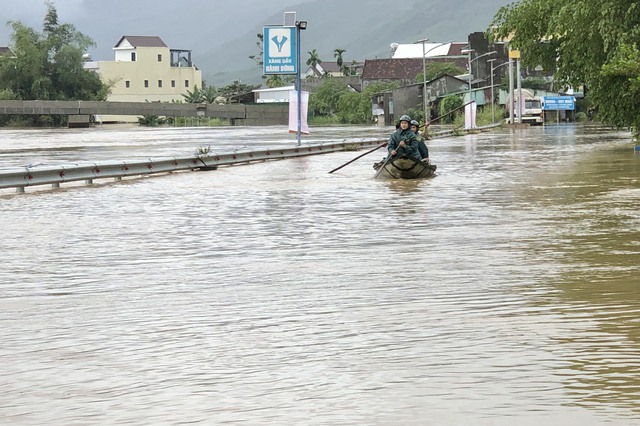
left=373, top=156, right=437, bottom=179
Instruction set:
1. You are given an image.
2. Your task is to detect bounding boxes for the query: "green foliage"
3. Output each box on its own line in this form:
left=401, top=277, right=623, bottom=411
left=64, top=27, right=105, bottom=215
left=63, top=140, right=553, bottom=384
left=182, top=82, right=217, bottom=103
left=309, top=78, right=348, bottom=117
left=306, top=49, right=322, bottom=68
left=489, top=0, right=640, bottom=137
left=404, top=107, right=425, bottom=124
left=217, top=80, right=260, bottom=103
left=576, top=111, right=588, bottom=122
left=439, top=94, right=464, bottom=123
left=138, top=115, right=166, bottom=127
left=521, top=77, right=550, bottom=91
left=416, top=62, right=466, bottom=82
left=334, top=48, right=346, bottom=68
left=265, top=75, right=294, bottom=88
left=249, top=33, right=264, bottom=68
left=0, top=1, right=105, bottom=103
left=338, top=82, right=398, bottom=124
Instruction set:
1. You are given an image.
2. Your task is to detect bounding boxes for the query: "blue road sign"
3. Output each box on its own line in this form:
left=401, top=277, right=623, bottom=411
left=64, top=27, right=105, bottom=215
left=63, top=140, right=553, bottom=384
left=543, top=96, right=575, bottom=110
left=263, top=26, right=297, bottom=75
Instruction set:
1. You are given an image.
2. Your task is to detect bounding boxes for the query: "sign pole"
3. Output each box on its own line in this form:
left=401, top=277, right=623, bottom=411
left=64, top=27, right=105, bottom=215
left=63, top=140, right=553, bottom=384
left=296, top=23, right=302, bottom=146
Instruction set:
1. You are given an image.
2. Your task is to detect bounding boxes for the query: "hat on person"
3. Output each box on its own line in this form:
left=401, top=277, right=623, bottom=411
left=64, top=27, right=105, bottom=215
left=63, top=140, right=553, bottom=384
left=399, top=114, right=411, bottom=123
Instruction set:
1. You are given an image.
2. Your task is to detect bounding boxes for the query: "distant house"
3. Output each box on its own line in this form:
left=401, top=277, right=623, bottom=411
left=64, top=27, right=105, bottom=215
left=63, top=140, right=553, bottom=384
left=361, top=58, right=425, bottom=89
left=390, top=41, right=468, bottom=59
left=86, top=35, right=202, bottom=104
left=304, top=61, right=364, bottom=78
left=371, top=73, right=469, bottom=125
left=0, top=46, right=11, bottom=56
left=252, top=85, right=295, bottom=103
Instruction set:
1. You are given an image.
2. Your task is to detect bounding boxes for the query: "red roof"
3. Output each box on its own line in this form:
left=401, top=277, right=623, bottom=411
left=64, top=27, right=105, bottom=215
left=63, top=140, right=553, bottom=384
left=362, top=58, right=423, bottom=80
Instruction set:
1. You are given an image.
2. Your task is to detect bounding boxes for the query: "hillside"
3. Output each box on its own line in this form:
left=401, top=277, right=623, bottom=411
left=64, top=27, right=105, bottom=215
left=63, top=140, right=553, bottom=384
left=194, top=0, right=514, bottom=85
left=0, top=0, right=513, bottom=87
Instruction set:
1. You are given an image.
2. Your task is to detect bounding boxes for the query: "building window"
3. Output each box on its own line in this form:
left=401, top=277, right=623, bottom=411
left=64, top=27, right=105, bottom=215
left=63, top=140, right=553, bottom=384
left=131, top=52, right=136, bottom=61
left=157, top=54, right=162, bottom=62
left=158, top=80, right=162, bottom=88
left=171, top=80, right=176, bottom=88
left=125, top=80, right=130, bottom=88
left=185, top=80, right=189, bottom=88
left=144, top=80, right=149, bottom=88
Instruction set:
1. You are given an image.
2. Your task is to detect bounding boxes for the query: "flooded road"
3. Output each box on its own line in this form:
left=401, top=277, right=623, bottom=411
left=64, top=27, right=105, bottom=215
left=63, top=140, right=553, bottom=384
left=1, top=124, right=639, bottom=424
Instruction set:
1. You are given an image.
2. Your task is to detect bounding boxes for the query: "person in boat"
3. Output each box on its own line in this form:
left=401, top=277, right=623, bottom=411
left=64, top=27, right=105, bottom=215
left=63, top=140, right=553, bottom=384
left=411, top=119, right=430, bottom=162
left=387, top=114, right=421, bottom=160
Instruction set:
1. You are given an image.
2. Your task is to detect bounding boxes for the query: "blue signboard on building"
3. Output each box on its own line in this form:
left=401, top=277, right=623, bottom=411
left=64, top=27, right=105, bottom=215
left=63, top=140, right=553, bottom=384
left=543, top=96, right=576, bottom=111
left=263, top=26, right=297, bottom=75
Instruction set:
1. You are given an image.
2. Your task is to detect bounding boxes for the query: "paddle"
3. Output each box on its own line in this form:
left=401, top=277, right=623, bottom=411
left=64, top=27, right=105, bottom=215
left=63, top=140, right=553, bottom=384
left=328, top=101, right=475, bottom=174
left=420, top=100, right=474, bottom=133
left=373, top=153, right=394, bottom=179
left=328, top=141, right=387, bottom=174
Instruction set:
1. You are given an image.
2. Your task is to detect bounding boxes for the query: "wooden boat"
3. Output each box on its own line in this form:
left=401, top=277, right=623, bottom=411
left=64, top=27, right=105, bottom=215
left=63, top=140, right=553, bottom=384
left=373, top=156, right=437, bottom=179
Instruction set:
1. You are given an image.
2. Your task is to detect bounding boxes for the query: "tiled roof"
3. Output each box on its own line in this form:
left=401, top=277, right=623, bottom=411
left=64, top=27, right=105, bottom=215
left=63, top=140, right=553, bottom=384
left=362, top=58, right=423, bottom=80
left=0, top=46, right=11, bottom=55
left=114, top=36, right=168, bottom=48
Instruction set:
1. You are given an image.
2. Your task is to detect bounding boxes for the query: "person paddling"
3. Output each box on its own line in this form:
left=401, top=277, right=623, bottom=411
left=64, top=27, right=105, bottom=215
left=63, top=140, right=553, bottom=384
left=411, top=119, right=430, bottom=163
left=387, top=114, right=420, bottom=160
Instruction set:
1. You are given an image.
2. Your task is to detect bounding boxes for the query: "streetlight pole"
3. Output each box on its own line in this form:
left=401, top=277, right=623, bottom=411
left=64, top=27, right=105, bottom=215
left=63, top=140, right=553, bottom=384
left=295, top=20, right=307, bottom=146
left=487, top=59, right=510, bottom=124
left=414, top=40, right=452, bottom=125
left=461, top=48, right=474, bottom=104
left=416, top=38, right=429, bottom=124
left=487, top=58, right=496, bottom=124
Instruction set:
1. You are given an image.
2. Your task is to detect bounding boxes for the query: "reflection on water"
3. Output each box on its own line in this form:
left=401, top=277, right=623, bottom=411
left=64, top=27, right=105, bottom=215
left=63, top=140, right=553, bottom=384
left=1, top=124, right=639, bottom=424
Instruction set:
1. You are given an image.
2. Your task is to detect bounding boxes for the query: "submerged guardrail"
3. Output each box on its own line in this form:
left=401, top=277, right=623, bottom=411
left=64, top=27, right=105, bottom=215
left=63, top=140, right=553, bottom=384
left=0, top=140, right=383, bottom=193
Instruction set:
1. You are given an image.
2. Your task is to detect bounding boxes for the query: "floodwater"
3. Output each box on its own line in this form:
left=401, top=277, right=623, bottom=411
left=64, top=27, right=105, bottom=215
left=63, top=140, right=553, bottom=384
left=0, top=124, right=639, bottom=425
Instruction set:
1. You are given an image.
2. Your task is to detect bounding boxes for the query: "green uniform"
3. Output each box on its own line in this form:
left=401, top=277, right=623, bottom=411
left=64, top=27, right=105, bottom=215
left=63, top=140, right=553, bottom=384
left=416, top=133, right=429, bottom=159
left=387, top=128, right=420, bottom=160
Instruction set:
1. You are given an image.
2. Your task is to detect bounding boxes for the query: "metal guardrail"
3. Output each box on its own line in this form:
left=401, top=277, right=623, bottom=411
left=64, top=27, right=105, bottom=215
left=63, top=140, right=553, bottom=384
left=0, top=140, right=383, bottom=193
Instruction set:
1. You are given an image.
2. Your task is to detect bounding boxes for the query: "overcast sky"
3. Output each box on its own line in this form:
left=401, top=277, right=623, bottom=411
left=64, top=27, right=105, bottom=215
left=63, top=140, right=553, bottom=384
left=1, top=0, right=85, bottom=42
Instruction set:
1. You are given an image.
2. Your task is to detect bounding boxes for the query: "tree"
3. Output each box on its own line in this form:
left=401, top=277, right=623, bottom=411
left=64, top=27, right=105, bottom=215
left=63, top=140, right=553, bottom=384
left=439, top=95, right=464, bottom=124
left=309, top=78, right=348, bottom=117
left=218, top=80, right=260, bottom=103
left=334, top=48, right=346, bottom=68
left=306, top=49, right=322, bottom=70
left=416, top=62, right=466, bottom=82
left=337, top=82, right=398, bottom=124
left=182, top=82, right=217, bottom=103
left=0, top=1, right=105, bottom=104
left=489, top=0, right=640, bottom=138
left=248, top=33, right=264, bottom=68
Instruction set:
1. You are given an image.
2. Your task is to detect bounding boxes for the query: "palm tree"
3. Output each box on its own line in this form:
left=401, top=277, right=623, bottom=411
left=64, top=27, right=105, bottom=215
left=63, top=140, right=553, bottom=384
left=306, top=49, right=322, bottom=74
left=334, top=48, right=346, bottom=68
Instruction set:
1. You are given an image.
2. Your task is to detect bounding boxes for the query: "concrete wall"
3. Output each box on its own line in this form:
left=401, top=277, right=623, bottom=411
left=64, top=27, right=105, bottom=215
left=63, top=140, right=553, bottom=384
left=0, top=101, right=289, bottom=126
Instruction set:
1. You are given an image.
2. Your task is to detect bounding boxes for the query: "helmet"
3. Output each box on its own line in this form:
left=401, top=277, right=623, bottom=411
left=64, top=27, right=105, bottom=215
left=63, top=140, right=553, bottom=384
left=399, top=114, right=411, bottom=123
left=410, top=120, right=420, bottom=127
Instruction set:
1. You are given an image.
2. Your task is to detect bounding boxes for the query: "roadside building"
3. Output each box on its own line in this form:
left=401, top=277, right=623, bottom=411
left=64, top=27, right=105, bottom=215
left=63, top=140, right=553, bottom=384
left=252, top=85, right=295, bottom=103
left=85, top=35, right=202, bottom=122
left=304, top=61, right=364, bottom=78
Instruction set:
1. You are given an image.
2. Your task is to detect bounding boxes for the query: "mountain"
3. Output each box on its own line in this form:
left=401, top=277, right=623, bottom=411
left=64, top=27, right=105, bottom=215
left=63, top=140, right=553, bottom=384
left=0, top=0, right=512, bottom=86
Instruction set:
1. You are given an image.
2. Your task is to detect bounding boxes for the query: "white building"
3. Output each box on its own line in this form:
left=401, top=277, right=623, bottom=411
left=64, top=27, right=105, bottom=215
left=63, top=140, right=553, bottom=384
left=252, top=85, right=295, bottom=103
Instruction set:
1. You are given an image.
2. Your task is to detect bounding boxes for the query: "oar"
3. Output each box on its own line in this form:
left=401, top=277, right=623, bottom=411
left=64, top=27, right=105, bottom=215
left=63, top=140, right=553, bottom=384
left=420, top=101, right=474, bottom=133
left=328, top=141, right=387, bottom=174
left=373, top=153, right=394, bottom=179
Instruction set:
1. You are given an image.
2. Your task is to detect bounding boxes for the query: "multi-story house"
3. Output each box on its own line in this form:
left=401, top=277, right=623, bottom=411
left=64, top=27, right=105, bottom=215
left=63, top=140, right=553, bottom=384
left=86, top=35, right=202, bottom=118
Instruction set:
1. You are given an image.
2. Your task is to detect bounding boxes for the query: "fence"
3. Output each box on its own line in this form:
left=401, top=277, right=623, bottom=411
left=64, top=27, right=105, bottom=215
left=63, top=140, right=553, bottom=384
left=0, top=140, right=383, bottom=193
